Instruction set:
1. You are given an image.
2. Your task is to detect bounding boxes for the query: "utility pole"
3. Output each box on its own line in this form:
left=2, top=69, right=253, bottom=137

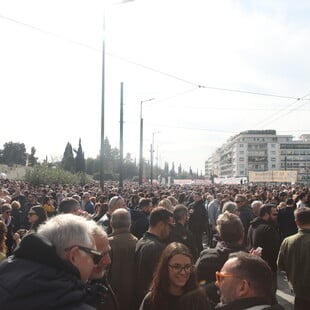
left=119, top=82, right=124, bottom=192
left=139, top=97, right=155, bottom=185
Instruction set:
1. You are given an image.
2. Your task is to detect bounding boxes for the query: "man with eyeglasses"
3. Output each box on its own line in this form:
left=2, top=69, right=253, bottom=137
left=216, top=252, right=284, bottom=309
left=234, top=194, right=254, bottom=244
left=247, top=204, right=281, bottom=305
left=0, top=214, right=98, bottom=309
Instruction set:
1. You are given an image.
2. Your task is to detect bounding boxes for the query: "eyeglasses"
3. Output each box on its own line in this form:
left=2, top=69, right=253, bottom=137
left=235, top=200, right=242, bottom=203
left=4, top=211, right=12, bottom=214
left=65, top=245, right=104, bottom=264
left=168, top=264, right=194, bottom=273
left=215, top=271, right=242, bottom=284
left=28, top=212, right=36, bottom=216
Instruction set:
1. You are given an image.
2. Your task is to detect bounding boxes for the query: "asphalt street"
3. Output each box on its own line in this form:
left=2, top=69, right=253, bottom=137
left=276, top=271, right=294, bottom=310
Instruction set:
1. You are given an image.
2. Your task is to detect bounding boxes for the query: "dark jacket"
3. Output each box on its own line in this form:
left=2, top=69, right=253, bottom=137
left=195, top=241, right=245, bottom=308
left=130, top=209, right=149, bottom=239
left=0, top=233, right=94, bottom=310
left=215, top=297, right=284, bottom=310
left=135, top=232, right=166, bottom=308
left=169, top=222, right=198, bottom=260
left=277, top=207, right=297, bottom=241
left=238, top=205, right=254, bottom=239
left=247, top=217, right=281, bottom=272
left=188, top=199, right=208, bottom=233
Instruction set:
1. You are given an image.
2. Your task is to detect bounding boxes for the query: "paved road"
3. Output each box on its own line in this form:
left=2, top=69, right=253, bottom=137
left=277, top=271, right=294, bottom=310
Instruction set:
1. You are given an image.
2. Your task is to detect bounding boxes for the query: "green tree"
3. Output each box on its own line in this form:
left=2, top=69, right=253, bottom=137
left=28, top=146, right=38, bottom=166
left=61, top=142, right=75, bottom=172
left=1, top=142, right=27, bottom=166
left=74, top=138, right=85, bottom=173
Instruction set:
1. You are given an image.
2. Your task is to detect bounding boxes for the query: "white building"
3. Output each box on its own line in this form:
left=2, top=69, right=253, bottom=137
left=205, top=130, right=310, bottom=183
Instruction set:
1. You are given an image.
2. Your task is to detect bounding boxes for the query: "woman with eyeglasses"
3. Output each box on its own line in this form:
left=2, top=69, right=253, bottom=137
left=139, top=242, right=210, bottom=310
left=14, top=205, right=47, bottom=246
left=0, top=221, right=7, bottom=262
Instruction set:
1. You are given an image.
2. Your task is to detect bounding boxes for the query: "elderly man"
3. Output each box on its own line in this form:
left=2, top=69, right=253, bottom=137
left=87, top=221, right=116, bottom=310
left=216, top=252, right=284, bottom=309
left=98, top=196, right=126, bottom=234
left=0, top=214, right=98, bottom=309
left=108, top=208, right=138, bottom=310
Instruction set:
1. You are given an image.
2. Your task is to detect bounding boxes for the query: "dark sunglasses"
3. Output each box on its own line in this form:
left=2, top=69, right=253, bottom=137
left=65, top=245, right=103, bottom=264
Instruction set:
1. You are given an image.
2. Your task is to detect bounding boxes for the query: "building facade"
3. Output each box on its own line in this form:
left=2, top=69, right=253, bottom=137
left=205, top=130, right=310, bottom=183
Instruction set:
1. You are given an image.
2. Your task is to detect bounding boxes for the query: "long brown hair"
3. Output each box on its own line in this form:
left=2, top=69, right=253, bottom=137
left=0, top=221, right=7, bottom=254
left=149, top=242, right=198, bottom=309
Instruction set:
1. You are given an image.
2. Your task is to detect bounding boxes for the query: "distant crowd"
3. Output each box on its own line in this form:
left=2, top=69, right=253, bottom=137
left=0, top=179, right=310, bottom=310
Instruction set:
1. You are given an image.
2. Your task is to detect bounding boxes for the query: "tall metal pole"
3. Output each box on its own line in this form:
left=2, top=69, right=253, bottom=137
left=139, top=101, right=143, bottom=185
left=150, top=143, right=153, bottom=185
left=139, top=97, right=155, bottom=186
left=100, top=11, right=106, bottom=192
left=151, top=131, right=160, bottom=186
left=119, top=82, right=124, bottom=191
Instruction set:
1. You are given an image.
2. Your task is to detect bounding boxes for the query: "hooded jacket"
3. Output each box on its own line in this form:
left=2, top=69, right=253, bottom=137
left=0, top=233, right=94, bottom=310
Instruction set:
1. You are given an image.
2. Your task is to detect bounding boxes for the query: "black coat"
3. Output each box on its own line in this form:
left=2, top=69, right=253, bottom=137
left=195, top=241, right=245, bottom=308
left=0, top=233, right=94, bottom=310
left=169, top=222, right=199, bottom=260
left=247, top=217, right=281, bottom=272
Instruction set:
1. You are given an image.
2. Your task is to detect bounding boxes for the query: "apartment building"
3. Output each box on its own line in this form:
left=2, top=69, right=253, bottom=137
left=205, top=130, right=310, bottom=183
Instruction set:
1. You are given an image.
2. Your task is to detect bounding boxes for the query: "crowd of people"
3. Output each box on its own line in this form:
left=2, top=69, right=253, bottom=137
left=0, top=178, right=310, bottom=309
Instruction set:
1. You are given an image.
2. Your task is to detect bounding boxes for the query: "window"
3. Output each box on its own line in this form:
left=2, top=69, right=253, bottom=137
left=239, top=157, right=244, bottom=161
left=271, top=158, right=276, bottom=161
left=272, top=164, right=276, bottom=168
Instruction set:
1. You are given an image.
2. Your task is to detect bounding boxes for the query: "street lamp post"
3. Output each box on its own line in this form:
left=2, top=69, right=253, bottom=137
left=100, top=0, right=134, bottom=192
left=150, top=131, right=160, bottom=185
left=139, top=97, right=155, bottom=185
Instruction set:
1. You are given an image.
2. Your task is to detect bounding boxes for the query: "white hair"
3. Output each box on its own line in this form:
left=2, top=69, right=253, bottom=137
left=87, top=219, right=108, bottom=238
left=37, top=214, right=94, bottom=259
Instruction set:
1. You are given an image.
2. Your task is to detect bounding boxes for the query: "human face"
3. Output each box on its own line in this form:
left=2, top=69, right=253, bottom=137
left=269, top=207, right=278, bottom=224
left=90, top=234, right=111, bottom=280
left=66, top=238, right=97, bottom=283
left=2, top=209, right=12, bottom=220
left=216, top=258, right=242, bottom=304
left=28, top=210, right=39, bottom=224
left=168, top=254, right=192, bottom=295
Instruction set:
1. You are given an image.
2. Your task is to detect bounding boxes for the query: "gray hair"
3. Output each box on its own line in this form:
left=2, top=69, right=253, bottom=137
left=111, top=208, right=131, bottom=230
left=108, top=196, right=123, bottom=212
left=37, top=214, right=94, bottom=259
left=222, top=201, right=237, bottom=214
left=87, top=219, right=108, bottom=238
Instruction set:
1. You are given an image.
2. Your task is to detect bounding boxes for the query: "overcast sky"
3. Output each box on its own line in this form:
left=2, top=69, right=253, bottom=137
left=1, top=0, right=310, bottom=173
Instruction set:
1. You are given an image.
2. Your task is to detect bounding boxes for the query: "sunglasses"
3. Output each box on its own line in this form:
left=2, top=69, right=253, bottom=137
left=215, top=271, right=242, bottom=284
left=65, top=245, right=104, bottom=264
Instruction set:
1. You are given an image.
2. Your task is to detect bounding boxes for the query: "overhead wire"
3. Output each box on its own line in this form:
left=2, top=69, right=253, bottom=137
left=0, top=14, right=305, bottom=102
left=253, top=91, right=310, bottom=129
